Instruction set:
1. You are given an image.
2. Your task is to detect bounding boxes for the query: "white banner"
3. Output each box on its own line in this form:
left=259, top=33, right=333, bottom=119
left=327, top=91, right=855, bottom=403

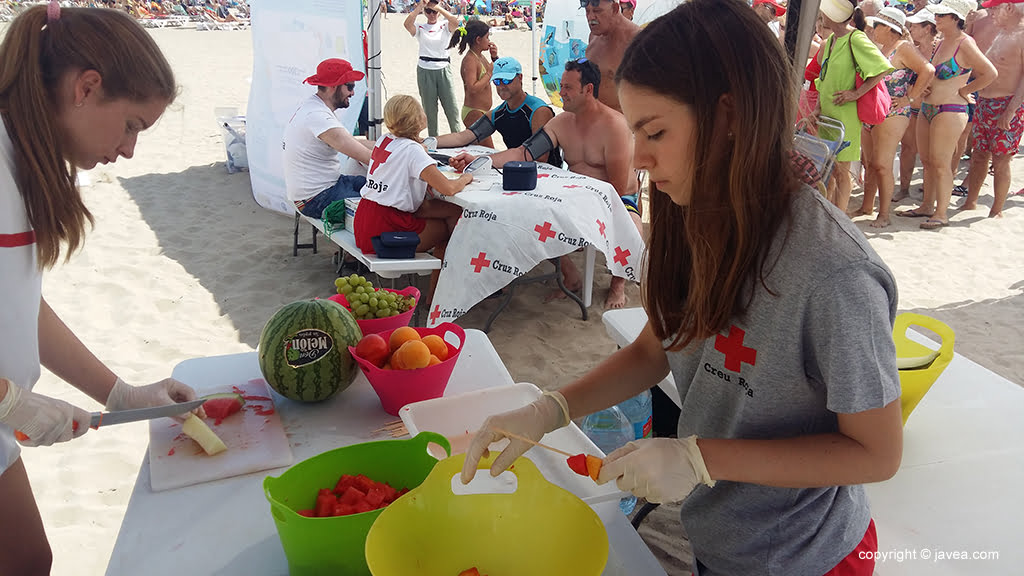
left=247, top=0, right=367, bottom=214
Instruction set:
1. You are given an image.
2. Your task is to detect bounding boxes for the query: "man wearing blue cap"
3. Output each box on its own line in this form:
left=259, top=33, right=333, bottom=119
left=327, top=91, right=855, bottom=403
left=434, top=56, right=559, bottom=164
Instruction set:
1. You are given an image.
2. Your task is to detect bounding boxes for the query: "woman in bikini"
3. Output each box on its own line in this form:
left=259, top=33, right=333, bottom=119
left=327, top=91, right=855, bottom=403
left=898, top=0, right=995, bottom=230
left=855, top=7, right=934, bottom=228
left=895, top=9, right=939, bottom=202
left=449, top=18, right=497, bottom=148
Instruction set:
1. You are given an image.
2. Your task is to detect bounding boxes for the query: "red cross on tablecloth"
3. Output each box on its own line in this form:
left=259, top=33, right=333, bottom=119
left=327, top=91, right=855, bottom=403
left=430, top=305, right=442, bottom=324
left=470, top=252, right=491, bottom=273
left=368, top=136, right=394, bottom=175
left=613, top=246, right=630, bottom=266
left=537, top=173, right=551, bottom=179
left=714, top=326, right=757, bottom=372
left=563, top=184, right=582, bottom=189
left=503, top=191, right=520, bottom=196
left=597, top=219, right=606, bottom=238
left=535, top=222, right=556, bottom=242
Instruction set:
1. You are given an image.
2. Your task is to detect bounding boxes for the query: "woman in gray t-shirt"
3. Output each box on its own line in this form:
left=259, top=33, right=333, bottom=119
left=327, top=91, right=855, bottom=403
left=461, top=1, right=904, bottom=574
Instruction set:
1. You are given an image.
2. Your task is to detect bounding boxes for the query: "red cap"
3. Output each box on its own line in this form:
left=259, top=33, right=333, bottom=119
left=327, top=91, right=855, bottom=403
left=981, top=0, right=1022, bottom=7
left=303, top=59, right=365, bottom=87
left=754, top=0, right=787, bottom=16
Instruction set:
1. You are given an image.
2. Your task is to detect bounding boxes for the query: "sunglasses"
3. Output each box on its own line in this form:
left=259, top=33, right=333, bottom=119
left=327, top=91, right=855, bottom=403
left=574, top=57, right=589, bottom=64
left=424, top=8, right=437, bottom=14
left=493, top=78, right=514, bottom=86
left=579, top=0, right=604, bottom=7
left=345, top=83, right=356, bottom=91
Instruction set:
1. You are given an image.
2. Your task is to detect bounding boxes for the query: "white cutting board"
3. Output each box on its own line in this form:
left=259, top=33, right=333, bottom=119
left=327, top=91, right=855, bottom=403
left=148, top=379, right=293, bottom=492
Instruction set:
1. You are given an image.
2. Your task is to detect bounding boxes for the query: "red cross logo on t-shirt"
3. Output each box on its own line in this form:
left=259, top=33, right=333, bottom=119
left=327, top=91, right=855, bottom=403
left=368, top=136, right=394, bottom=175
left=714, top=325, right=757, bottom=372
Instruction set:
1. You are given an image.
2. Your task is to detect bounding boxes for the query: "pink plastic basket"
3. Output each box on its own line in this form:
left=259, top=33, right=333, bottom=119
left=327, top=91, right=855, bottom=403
left=328, top=286, right=420, bottom=335
left=348, top=323, right=465, bottom=416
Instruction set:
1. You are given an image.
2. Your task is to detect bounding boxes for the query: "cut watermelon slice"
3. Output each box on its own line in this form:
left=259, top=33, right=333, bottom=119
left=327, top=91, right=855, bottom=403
left=566, top=454, right=588, bottom=476
left=202, top=393, right=245, bottom=425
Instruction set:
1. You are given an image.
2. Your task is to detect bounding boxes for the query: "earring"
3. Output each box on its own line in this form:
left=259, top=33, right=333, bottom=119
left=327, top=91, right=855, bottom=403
left=75, top=101, right=84, bottom=108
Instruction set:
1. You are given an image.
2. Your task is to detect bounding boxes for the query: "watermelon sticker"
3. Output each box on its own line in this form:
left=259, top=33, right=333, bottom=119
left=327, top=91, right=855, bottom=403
left=283, top=329, right=335, bottom=368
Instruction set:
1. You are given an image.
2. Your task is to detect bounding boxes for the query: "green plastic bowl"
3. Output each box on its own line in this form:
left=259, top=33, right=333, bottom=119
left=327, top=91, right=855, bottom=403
left=263, top=432, right=451, bottom=576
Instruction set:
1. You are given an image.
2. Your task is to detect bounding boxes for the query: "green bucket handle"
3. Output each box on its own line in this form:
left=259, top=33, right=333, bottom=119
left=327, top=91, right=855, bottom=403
left=263, top=431, right=452, bottom=525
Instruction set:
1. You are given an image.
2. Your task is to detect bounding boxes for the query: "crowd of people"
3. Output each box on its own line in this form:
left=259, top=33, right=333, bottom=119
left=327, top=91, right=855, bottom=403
left=1, top=0, right=249, bottom=21
left=792, top=0, right=1022, bottom=227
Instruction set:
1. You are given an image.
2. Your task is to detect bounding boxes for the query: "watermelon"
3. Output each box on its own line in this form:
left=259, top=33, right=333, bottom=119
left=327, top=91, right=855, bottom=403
left=257, top=299, right=363, bottom=402
left=203, top=393, right=244, bottom=425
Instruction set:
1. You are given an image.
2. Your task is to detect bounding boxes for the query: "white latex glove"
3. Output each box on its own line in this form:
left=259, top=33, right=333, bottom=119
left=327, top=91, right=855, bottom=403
left=105, top=377, right=202, bottom=419
left=461, top=391, right=571, bottom=483
left=0, top=378, right=90, bottom=446
left=597, top=436, right=716, bottom=504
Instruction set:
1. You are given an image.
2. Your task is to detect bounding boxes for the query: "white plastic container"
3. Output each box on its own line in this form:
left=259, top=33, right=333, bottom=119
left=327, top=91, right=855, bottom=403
left=215, top=106, right=248, bottom=174
left=400, top=382, right=621, bottom=503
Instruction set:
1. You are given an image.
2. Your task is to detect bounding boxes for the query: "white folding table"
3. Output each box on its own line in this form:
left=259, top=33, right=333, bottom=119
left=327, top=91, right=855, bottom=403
left=105, top=329, right=668, bottom=576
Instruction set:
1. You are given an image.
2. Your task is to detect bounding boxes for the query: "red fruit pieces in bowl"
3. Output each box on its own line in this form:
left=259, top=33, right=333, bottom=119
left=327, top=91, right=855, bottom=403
left=303, top=474, right=409, bottom=518
left=355, top=334, right=390, bottom=368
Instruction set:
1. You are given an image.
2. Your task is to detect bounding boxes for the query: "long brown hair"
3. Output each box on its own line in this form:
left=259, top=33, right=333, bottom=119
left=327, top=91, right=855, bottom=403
left=0, top=7, right=176, bottom=268
left=617, top=0, right=798, bottom=350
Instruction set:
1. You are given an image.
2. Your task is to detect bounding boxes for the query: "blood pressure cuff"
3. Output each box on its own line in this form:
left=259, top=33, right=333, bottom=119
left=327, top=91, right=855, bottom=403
left=468, top=115, right=496, bottom=143
left=523, top=128, right=554, bottom=162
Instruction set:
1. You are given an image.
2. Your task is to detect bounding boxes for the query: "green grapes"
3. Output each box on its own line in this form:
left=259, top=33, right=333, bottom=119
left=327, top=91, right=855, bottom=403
left=333, top=274, right=419, bottom=320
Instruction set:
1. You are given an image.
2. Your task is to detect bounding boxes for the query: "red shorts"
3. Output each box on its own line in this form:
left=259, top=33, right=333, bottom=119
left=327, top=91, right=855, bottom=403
left=973, top=95, right=1024, bottom=157
left=352, top=199, right=426, bottom=254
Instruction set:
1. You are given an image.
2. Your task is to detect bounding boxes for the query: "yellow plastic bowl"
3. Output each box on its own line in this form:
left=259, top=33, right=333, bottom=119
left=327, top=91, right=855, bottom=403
left=365, top=453, right=609, bottom=576
left=895, top=313, right=955, bottom=425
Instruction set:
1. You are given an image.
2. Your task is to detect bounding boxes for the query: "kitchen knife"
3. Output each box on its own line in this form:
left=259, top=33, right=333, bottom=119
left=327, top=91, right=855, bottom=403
left=14, top=398, right=207, bottom=442
left=89, top=398, right=207, bottom=428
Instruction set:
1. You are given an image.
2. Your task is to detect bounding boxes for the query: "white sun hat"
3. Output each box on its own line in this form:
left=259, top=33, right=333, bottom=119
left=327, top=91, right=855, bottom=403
left=929, top=0, right=977, bottom=21
left=867, top=6, right=908, bottom=34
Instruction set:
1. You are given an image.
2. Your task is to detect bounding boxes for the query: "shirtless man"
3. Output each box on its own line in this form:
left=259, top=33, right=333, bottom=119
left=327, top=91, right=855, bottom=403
left=963, top=0, right=1024, bottom=218
left=450, top=60, right=641, bottom=308
left=582, top=0, right=639, bottom=112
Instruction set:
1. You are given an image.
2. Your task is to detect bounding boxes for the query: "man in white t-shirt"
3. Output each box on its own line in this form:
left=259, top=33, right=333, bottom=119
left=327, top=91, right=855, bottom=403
left=404, top=0, right=461, bottom=136
left=282, top=58, right=375, bottom=218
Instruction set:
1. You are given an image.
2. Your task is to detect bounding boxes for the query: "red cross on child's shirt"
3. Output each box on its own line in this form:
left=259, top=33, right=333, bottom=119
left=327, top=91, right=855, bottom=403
left=430, top=305, right=442, bottom=324
left=714, top=325, right=757, bottom=372
left=597, top=219, right=606, bottom=238
left=368, top=136, right=394, bottom=175
left=535, top=222, right=556, bottom=243
left=470, top=252, right=491, bottom=273
left=613, top=246, right=631, bottom=266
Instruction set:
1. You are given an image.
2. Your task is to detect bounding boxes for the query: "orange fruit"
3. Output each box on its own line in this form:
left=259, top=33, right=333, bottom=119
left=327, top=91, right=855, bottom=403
left=394, top=340, right=431, bottom=370
left=381, top=362, right=392, bottom=371
left=390, top=353, right=403, bottom=371
left=427, top=355, right=442, bottom=366
left=389, top=326, right=421, bottom=352
left=421, top=335, right=449, bottom=361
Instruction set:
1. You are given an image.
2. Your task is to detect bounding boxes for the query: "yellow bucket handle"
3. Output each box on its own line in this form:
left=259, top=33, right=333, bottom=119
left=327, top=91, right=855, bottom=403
left=893, top=312, right=955, bottom=361
left=417, top=453, right=552, bottom=502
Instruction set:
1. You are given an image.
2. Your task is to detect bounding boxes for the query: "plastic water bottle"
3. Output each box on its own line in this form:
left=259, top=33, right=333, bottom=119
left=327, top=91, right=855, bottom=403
left=617, top=389, right=653, bottom=441
left=579, top=406, right=638, bottom=515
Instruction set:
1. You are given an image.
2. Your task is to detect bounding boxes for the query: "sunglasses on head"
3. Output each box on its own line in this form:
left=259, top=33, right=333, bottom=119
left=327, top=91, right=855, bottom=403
left=493, top=78, right=514, bottom=86
left=579, top=0, right=603, bottom=8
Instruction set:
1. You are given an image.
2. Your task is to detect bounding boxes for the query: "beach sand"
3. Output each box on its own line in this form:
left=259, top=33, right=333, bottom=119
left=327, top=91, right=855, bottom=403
left=8, top=19, right=1023, bottom=575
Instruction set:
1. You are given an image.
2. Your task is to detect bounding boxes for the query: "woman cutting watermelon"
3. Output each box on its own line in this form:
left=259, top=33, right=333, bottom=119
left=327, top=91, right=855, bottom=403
left=461, top=1, right=904, bottom=574
left=0, top=4, right=200, bottom=573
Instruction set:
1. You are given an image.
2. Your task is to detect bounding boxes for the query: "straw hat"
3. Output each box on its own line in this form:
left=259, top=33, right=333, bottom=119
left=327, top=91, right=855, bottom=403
left=929, top=0, right=976, bottom=21
left=867, top=6, right=908, bottom=34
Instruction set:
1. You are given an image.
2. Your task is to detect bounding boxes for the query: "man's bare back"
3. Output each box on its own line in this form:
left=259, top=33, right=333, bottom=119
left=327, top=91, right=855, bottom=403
left=586, top=20, right=640, bottom=112
left=980, top=25, right=1024, bottom=98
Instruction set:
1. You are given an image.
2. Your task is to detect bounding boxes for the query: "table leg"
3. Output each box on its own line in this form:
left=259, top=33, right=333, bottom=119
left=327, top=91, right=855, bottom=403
left=583, top=245, right=596, bottom=308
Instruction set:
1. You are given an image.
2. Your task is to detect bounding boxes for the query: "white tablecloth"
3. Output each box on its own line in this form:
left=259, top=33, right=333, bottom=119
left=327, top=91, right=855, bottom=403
left=427, top=152, right=645, bottom=326
left=105, top=330, right=668, bottom=576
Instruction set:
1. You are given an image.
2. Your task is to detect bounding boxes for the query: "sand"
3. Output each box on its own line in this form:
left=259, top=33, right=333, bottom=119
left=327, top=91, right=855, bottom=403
left=6, top=18, right=1022, bottom=576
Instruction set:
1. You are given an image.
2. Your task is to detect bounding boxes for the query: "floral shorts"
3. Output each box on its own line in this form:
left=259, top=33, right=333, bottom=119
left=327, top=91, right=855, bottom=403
left=972, top=95, right=1024, bottom=157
